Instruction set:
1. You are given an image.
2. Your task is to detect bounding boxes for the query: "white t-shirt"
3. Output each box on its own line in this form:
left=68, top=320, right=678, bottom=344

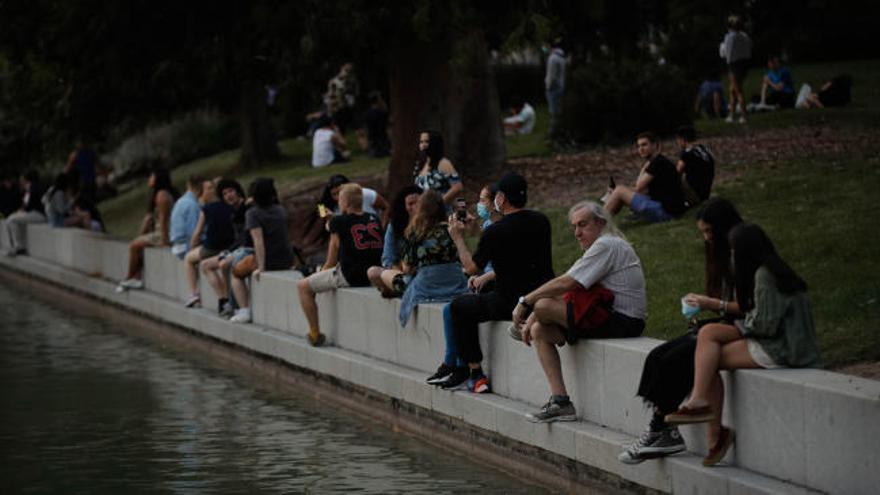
left=312, top=128, right=335, bottom=168
left=503, top=103, right=537, bottom=135
left=566, top=235, right=647, bottom=319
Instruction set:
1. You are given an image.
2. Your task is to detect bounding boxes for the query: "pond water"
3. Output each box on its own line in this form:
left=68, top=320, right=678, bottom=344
left=0, top=282, right=551, bottom=494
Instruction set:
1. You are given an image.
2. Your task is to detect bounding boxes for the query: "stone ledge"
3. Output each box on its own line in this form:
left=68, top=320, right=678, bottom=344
left=4, top=228, right=877, bottom=493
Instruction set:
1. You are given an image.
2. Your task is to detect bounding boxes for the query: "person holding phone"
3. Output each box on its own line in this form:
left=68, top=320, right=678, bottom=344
left=298, top=183, right=384, bottom=346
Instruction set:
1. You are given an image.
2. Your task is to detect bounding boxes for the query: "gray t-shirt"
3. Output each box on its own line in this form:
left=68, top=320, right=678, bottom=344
left=245, top=204, right=293, bottom=271
left=566, top=235, right=647, bottom=319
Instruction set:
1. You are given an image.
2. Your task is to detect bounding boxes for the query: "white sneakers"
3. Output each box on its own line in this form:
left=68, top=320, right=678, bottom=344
left=115, top=278, right=144, bottom=293
left=229, top=308, right=252, bottom=323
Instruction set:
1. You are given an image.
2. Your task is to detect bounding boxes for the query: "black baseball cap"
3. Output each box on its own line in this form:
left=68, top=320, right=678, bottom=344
left=495, top=172, right=527, bottom=207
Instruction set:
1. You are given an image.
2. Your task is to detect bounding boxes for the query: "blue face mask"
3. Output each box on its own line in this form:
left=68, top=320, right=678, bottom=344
left=681, top=297, right=701, bottom=319
left=476, top=202, right=490, bottom=221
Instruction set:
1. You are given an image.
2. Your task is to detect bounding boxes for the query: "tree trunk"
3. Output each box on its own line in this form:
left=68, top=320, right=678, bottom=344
left=386, top=29, right=505, bottom=196
left=239, top=78, right=280, bottom=168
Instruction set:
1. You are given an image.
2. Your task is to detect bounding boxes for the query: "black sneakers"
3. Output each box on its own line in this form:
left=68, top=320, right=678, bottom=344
left=438, top=366, right=470, bottom=389
left=426, top=363, right=455, bottom=385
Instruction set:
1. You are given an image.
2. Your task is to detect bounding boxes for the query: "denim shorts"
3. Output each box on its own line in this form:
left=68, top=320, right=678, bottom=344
left=631, top=193, right=673, bottom=223
left=229, top=247, right=254, bottom=268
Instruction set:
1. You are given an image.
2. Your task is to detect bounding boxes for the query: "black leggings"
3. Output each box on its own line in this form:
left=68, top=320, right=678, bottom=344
left=450, top=291, right=516, bottom=365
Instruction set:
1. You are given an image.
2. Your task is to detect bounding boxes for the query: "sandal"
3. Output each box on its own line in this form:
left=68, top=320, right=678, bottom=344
left=703, top=427, right=735, bottom=466
left=664, top=404, right=716, bottom=424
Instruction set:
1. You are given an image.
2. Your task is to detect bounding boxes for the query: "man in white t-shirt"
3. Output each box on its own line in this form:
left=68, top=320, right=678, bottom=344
left=503, top=100, right=537, bottom=135
left=511, top=200, right=647, bottom=423
left=312, top=116, right=350, bottom=168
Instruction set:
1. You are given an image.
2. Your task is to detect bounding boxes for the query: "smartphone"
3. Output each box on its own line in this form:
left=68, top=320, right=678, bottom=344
left=317, top=203, right=329, bottom=218
left=455, top=197, right=467, bottom=221
left=609, top=176, right=616, bottom=188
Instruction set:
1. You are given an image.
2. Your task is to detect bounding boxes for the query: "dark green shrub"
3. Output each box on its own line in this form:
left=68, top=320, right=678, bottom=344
left=560, top=59, right=693, bottom=144
left=494, top=64, right=545, bottom=110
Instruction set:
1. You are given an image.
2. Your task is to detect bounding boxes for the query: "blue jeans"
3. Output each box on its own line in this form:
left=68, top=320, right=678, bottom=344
left=546, top=86, right=564, bottom=136
left=442, top=303, right=465, bottom=367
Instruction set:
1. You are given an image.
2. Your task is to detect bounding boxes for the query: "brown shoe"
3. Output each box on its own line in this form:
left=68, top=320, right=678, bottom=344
left=308, top=332, right=326, bottom=347
left=664, top=404, right=716, bottom=424
left=703, top=427, right=735, bottom=466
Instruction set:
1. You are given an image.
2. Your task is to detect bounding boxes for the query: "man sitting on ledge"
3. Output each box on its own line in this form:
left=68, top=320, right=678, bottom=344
left=441, top=172, right=554, bottom=392
left=512, top=200, right=646, bottom=422
left=297, top=183, right=383, bottom=347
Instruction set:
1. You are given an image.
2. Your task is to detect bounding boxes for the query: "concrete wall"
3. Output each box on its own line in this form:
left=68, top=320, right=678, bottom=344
left=5, top=226, right=879, bottom=494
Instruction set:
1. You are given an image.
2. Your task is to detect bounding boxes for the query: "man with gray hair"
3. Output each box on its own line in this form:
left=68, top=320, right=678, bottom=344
left=511, top=200, right=647, bottom=423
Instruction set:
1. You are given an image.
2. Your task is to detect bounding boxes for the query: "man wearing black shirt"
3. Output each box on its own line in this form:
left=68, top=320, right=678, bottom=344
left=604, top=132, right=686, bottom=222
left=297, top=183, right=383, bottom=347
left=440, top=173, right=554, bottom=392
left=675, top=126, right=715, bottom=207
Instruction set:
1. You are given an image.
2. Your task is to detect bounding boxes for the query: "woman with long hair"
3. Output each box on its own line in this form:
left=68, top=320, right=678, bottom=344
left=116, top=168, right=177, bottom=291
left=413, top=131, right=463, bottom=206
left=367, top=185, right=421, bottom=296
left=664, top=223, right=821, bottom=466
left=229, top=178, right=294, bottom=323
left=390, top=190, right=468, bottom=326
left=619, top=198, right=743, bottom=465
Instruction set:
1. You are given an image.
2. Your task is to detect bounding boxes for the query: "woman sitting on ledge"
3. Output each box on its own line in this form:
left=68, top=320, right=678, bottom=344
left=229, top=178, right=293, bottom=323
left=393, top=190, right=468, bottom=327
left=664, top=223, right=821, bottom=466
left=116, top=168, right=177, bottom=291
left=367, top=185, right=421, bottom=297
left=619, top=197, right=743, bottom=465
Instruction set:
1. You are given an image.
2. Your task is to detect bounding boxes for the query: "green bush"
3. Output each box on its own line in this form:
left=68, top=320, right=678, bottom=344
left=494, top=64, right=545, bottom=110
left=560, top=59, right=693, bottom=144
left=103, top=109, right=238, bottom=180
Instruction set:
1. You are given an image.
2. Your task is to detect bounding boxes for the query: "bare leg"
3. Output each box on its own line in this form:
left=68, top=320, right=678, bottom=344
left=686, top=326, right=761, bottom=412
left=367, top=266, right=385, bottom=291
left=231, top=275, right=249, bottom=309
left=706, top=373, right=725, bottom=446
left=184, top=248, right=201, bottom=295
left=298, top=277, right=319, bottom=334
left=531, top=321, right=569, bottom=396
left=218, top=257, right=233, bottom=299
left=200, top=256, right=225, bottom=298
left=379, top=269, right=403, bottom=291
left=604, top=185, right=636, bottom=216
left=126, top=237, right=151, bottom=279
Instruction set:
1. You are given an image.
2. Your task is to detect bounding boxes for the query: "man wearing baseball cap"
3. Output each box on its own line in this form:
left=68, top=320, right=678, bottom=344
left=441, top=172, right=555, bottom=392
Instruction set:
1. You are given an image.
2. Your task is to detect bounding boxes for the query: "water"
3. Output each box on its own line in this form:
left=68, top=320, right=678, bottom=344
left=0, top=282, right=550, bottom=494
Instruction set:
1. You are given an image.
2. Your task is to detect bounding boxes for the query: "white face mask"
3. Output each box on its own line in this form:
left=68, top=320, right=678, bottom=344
left=493, top=195, right=503, bottom=213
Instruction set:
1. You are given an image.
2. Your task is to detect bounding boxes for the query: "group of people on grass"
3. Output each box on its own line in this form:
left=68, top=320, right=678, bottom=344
left=696, top=15, right=853, bottom=121
left=107, top=125, right=819, bottom=468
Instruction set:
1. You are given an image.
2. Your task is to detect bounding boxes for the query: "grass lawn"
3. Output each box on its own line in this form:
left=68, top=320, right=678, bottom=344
left=539, top=150, right=880, bottom=367
left=98, top=59, right=880, bottom=367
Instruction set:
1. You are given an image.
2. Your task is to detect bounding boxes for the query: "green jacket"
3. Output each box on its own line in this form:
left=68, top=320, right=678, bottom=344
left=739, top=266, right=822, bottom=368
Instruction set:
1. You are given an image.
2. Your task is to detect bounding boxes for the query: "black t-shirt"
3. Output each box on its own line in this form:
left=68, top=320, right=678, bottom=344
left=645, top=154, right=686, bottom=216
left=202, top=201, right=235, bottom=250
left=232, top=203, right=251, bottom=249
left=472, top=210, right=554, bottom=301
left=679, top=144, right=715, bottom=202
left=329, top=212, right=384, bottom=287
left=245, top=204, right=293, bottom=270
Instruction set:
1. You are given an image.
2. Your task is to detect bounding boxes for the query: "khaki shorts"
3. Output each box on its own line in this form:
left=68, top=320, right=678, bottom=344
left=307, top=266, right=350, bottom=293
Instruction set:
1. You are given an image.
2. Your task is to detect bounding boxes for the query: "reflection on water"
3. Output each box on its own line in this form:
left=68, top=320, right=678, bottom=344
left=0, top=282, right=550, bottom=494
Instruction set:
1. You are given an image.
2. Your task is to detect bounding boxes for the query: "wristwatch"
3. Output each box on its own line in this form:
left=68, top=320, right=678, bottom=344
left=518, top=296, right=533, bottom=311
